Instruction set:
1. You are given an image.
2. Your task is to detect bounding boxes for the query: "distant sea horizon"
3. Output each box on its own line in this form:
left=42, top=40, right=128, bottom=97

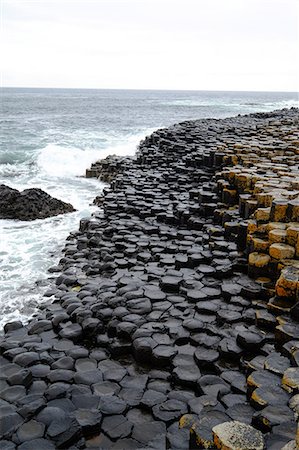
left=0, top=87, right=298, bottom=329
left=1, top=86, right=298, bottom=94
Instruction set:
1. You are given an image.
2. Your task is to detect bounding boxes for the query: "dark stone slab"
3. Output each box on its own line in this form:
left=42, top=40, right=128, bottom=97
left=101, top=415, right=133, bottom=440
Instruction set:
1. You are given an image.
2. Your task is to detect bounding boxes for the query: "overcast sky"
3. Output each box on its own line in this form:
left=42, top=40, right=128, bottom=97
left=1, top=0, right=298, bottom=91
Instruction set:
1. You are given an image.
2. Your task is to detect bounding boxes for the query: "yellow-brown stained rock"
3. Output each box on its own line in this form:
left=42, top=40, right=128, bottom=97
left=270, top=199, right=289, bottom=222
left=251, top=238, right=269, bottom=252
left=269, top=229, right=287, bottom=244
left=286, top=226, right=299, bottom=246
left=250, top=389, right=268, bottom=409
left=247, top=220, right=258, bottom=235
left=282, top=368, right=299, bottom=393
left=212, top=421, right=264, bottom=450
left=254, top=207, right=271, bottom=222
left=249, top=252, right=270, bottom=268
left=275, top=266, right=299, bottom=300
left=268, top=222, right=287, bottom=231
left=288, top=199, right=299, bottom=221
left=269, top=243, right=295, bottom=260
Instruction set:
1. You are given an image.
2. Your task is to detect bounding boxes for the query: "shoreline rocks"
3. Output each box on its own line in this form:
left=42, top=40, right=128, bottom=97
left=0, top=108, right=298, bottom=449
left=0, top=185, right=75, bottom=221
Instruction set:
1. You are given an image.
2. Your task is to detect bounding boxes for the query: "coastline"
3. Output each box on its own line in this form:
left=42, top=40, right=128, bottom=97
left=0, top=108, right=298, bottom=448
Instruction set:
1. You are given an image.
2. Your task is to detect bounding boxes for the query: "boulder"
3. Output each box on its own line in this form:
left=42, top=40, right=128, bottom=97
left=0, top=185, right=75, bottom=221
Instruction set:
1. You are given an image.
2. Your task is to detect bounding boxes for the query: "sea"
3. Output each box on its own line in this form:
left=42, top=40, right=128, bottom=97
left=0, top=87, right=298, bottom=328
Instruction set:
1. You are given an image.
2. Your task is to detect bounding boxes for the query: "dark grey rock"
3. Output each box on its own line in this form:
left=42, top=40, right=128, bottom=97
left=0, top=185, right=75, bottom=221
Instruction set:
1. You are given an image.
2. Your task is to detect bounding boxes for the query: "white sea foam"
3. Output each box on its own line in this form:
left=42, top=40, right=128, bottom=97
left=162, top=98, right=299, bottom=109
left=36, top=131, right=153, bottom=178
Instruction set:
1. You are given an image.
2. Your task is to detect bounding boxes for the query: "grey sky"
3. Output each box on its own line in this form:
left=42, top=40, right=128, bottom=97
left=1, top=0, right=298, bottom=91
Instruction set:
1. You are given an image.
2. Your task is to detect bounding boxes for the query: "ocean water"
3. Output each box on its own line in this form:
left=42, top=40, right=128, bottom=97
left=0, top=87, right=298, bottom=328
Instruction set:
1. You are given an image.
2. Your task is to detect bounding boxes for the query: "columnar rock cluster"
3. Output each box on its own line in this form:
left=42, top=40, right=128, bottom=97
left=0, top=109, right=298, bottom=449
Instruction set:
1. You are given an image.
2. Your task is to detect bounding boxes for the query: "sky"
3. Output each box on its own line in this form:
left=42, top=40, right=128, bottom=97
left=1, top=0, right=298, bottom=91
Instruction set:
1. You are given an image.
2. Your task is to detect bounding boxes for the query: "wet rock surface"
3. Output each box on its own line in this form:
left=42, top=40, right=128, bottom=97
left=0, top=109, right=298, bottom=448
left=0, top=185, right=75, bottom=221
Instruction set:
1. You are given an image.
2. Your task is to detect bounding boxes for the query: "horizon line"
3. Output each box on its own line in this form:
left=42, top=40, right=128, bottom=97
left=1, top=86, right=298, bottom=95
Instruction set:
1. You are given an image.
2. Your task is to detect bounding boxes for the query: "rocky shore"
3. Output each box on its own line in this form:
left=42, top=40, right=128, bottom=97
left=0, top=108, right=298, bottom=449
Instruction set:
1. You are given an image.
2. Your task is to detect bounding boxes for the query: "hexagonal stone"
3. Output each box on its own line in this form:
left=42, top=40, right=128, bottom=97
left=47, top=398, right=75, bottom=413
left=152, top=399, right=187, bottom=423
left=37, top=407, right=67, bottom=426
left=221, top=394, right=247, bottom=409
left=237, top=330, right=264, bottom=350
left=92, top=381, right=120, bottom=397
left=276, top=323, right=299, bottom=343
left=144, top=289, right=167, bottom=302
left=52, top=357, right=74, bottom=370
left=74, top=369, right=103, bottom=385
left=132, top=337, right=155, bottom=363
left=221, top=282, right=243, bottom=300
left=264, top=354, right=290, bottom=376
left=195, top=301, right=219, bottom=314
left=47, top=369, right=74, bottom=383
left=44, top=382, right=71, bottom=400
left=160, top=276, right=182, bottom=292
left=7, top=369, right=32, bottom=388
left=252, top=405, right=294, bottom=431
left=119, top=388, right=145, bottom=407
left=247, top=370, right=281, bottom=392
left=14, top=352, right=40, bottom=367
left=98, top=361, right=127, bottom=383
left=101, top=415, right=133, bottom=440
left=126, top=298, right=151, bottom=315
left=182, top=318, right=204, bottom=332
left=73, top=408, right=102, bottom=438
left=59, top=324, right=82, bottom=341
left=46, top=417, right=81, bottom=448
left=28, top=320, right=53, bottom=335
left=118, top=374, right=147, bottom=390
left=213, top=420, right=264, bottom=450
left=186, top=290, right=208, bottom=303
left=218, top=338, right=243, bottom=361
left=98, top=395, right=127, bottom=415
left=0, top=405, right=23, bottom=438
left=282, top=368, right=299, bottom=393
left=226, top=403, right=255, bottom=424
left=0, top=386, right=26, bottom=403
left=132, top=421, right=166, bottom=446
left=255, top=310, right=276, bottom=330
left=140, top=389, right=167, bottom=409
left=16, top=420, right=45, bottom=442
left=152, top=345, right=177, bottom=367
left=194, top=348, right=219, bottom=369
left=250, top=385, right=290, bottom=409
left=173, top=364, right=201, bottom=386
left=191, top=333, right=221, bottom=348
left=217, top=309, right=242, bottom=324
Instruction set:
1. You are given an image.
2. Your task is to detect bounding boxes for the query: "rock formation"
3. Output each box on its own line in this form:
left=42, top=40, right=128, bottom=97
left=0, top=109, right=298, bottom=449
left=0, top=185, right=75, bottom=221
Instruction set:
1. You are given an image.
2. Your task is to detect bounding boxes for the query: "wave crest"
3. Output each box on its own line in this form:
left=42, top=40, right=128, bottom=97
left=36, top=133, right=151, bottom=178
